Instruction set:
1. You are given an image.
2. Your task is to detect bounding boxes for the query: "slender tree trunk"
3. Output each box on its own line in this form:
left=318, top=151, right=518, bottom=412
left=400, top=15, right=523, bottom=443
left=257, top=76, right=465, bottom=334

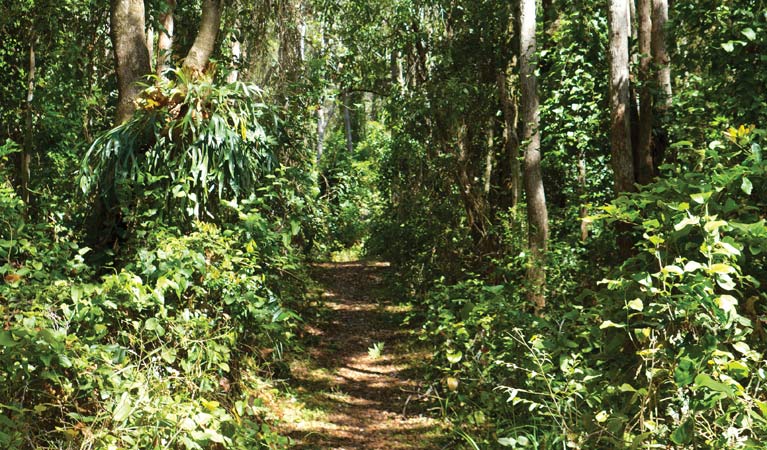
left=497, top=72, right=521, bottom=207
left=609, top=0, right=637, bottom=257
left=608, top=0, right=635, bottom=194
left=578, top=153, right=589, bottom=241
left=652, top=0, right=671, bottom=111
left=636, top=0, right=654, bottom=184
left=227, top=35, right=241, bottom=83
left=484, top=125, right=494, bottom=196
left=183, top=0, right=223, bottom=73
left=520, top=0, right=549, bottom=312
left=21, top=38, right=35, bottom=206
left=156, top=0, right=175, bottom=77
left=343, top=93, right=354, bottom=153
left=111, top=0, right=151, bottom=123
left=146, top=26, right=154, bottom=72
left=316, top=101, right=336, bottom=162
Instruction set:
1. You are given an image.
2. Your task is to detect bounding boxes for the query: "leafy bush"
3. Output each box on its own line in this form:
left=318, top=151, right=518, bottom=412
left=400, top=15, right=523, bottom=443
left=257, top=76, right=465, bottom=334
left=417, top=126, right=767, bottom=449
left=81, top=69, right=278, bottom=225
left=0, top=198, right=304, bottom=449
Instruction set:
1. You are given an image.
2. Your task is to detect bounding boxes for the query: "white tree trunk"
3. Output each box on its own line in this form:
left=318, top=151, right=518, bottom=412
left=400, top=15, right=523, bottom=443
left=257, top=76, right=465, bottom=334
left=520, top=0, right=549, bottom=312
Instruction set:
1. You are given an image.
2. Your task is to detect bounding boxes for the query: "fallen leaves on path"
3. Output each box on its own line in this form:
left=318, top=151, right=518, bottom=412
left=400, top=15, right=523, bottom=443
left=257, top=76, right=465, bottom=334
left=278, top=261, right=449, bottom=450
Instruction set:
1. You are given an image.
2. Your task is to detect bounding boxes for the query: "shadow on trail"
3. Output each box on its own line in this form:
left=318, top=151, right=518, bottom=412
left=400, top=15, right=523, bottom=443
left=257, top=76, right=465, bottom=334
left=281, top=261, right=450, bottom=450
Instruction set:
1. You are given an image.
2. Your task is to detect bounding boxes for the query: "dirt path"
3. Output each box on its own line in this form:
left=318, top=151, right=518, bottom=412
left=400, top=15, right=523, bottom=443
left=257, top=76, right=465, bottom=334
left=278, top=261, right=450, bottom=449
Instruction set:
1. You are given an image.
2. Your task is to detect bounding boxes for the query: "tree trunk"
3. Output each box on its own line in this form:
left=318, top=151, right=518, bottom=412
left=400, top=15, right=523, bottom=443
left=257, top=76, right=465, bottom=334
left=484, top=125, right=494, bottom=196
left=497, top=72, right=521, bottom=207
left=227, top=35, right=241, bottom=83
left=111, top=0, right=151, bottom=123
left=578, top=153, right=589, bottom=241
left=608, top=0, right=635, bottom=194
left=183, top=0, right=223, bottom=73
left=20, top=38, right=35, bottom=206
left=636, top=0, right=654, bottom=184
left=156, top=0, right=175, bottom=77
left=146, top=25, right=154, bottom=72
left=652, top=0, right=671, bottom=111
left=520, top=0, right=549, bottom=312
left=343, top=93, right=354, bottom=153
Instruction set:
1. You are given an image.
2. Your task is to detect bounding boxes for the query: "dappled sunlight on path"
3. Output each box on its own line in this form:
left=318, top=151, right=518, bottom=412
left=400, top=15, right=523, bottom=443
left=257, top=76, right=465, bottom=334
left=278, top=261, right=449, bottom=449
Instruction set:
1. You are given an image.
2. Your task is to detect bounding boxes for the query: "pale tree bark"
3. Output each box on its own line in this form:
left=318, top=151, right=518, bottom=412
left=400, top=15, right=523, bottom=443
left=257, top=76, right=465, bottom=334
left=316, top=101, right=336, bottom=162
left=227, top=35, right=241, bottom=83
left=636, top=0, right=654, bottom=184
left=183, top=0, right=223, bottom=73
left=20, top=38, right=35, bottom=205
left=146, top=26, right=154, bottom=71
left=111, top=0, right=151, bottom=123
left=497, top=72, right=521, bottom=207
left=652, top=0, right=671, bottom=111
left=520, top=0, right=549, bottom=312
left=343, top=93, right=354, bottom=153
left=156, top=0, right=175, bottom=77
left=608, top=0, right=635, bottom=194
left=484, top=125, right=494, bottom=196
left=578, top=154, right=589, bottom=241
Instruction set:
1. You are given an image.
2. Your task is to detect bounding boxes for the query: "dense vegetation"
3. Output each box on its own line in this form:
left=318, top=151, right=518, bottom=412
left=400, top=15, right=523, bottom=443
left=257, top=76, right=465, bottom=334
left=1, top=0, right=765, bottom=448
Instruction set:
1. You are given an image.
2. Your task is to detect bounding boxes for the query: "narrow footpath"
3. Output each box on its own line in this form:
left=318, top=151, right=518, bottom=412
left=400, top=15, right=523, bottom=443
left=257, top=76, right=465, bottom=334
left=278, top=261, right=450, bottom=449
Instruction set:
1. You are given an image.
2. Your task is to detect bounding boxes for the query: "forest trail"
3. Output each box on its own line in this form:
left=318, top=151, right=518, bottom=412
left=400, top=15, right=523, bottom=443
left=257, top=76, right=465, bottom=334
left=278, top=261, right=450, bottom=449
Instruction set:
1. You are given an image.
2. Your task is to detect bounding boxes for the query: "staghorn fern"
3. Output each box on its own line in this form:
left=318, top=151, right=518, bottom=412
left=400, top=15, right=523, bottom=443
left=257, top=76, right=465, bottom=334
left=81, top=67, right=278, bottom=222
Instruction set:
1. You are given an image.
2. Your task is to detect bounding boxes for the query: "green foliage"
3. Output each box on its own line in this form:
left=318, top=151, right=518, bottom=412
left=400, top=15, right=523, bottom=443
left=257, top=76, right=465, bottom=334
left=0, top=196, right=303, bottom=448
left=315, top=121, right=387, bottom=254
left=589, top=126, right=767, bottom=448
left=82, top=69, right=278, bottom=224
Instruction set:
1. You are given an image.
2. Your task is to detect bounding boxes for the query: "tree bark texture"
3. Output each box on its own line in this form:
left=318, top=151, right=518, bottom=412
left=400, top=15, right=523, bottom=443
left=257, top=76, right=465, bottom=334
left=111, top=0, right=151, bottom=123
left=497, top=72, right=521, bottom=207
left=484, top=125, right=494, bottom=196
left=636, top=0, right=654, bottom=185
left=608, top=0, right=636, bottom=194
left=652, top=0, right=671, bottom=111
left=578, top=154, right=589, bottom=241
left=227, top=36, right=241, bottom=83
left=20, top=39, right=35, bottom=205
left=343, top=93, right=354, bottom=153
left=520, top=0, right=549, bottom=312
left=156, top=0, right=175, bottom=76
left=183, top=0, right=223, bottom=73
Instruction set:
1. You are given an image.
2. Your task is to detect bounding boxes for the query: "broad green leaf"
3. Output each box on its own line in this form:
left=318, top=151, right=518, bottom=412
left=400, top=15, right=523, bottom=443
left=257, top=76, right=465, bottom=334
left=0, top=331, right=17, bottom=348
left=704, top=220, right=728, bottom=233
left=497, top=437, right=516, bottom=447
left=670, top=419, right=693, bottom=444
left=726, top=361, right=749, bottom=378
left=674, top=357, right=696, bottom=386
left=716, top=295, right=739, bottom=313
left=600, top=320, right=626, bottom=329
left=113, top=392, right=132, bottom=423
left=446, top=349, right=463, bottom=363
left=741, top=177, right=753, bottom=195
left=627, top=298, right=643, bottom=311
left=694, top=373, right=734, bottom=397
left=709, top=263, right=735, bottom=274
left=690, top=192, right=712, bottom=204
left=742, top=28, right=756, bottom=41
left=675, top=216, right=700, bottom=231
left=732, top=341, right=750, bottom=355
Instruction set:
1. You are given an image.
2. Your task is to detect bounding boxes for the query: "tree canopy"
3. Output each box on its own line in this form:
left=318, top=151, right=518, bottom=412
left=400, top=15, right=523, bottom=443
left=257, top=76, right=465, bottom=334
left=1, top=0, right=766, bottom=448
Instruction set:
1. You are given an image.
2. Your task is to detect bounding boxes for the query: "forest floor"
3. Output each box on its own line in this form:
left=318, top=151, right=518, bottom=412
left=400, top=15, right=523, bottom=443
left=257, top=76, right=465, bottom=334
left=275, top=261, right=452, bottom=449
